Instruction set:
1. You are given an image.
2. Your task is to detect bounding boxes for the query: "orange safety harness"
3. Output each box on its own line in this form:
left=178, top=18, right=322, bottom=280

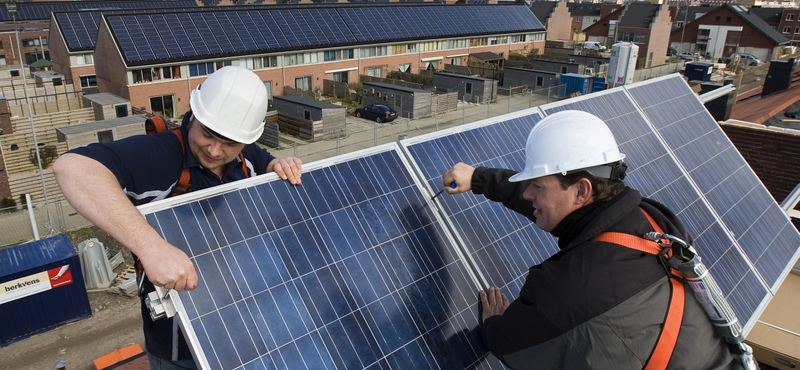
left=592, top=208, right=685, bottom=370
left=145, top=116, right=250, bottom=197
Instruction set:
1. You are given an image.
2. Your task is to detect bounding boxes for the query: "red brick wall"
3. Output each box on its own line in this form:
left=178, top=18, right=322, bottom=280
left=721, top=122, right=800, bottom=206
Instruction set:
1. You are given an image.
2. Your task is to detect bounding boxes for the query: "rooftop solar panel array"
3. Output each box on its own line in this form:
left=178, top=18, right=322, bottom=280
left=0, top=0, right=196, bottom=22
left=101, top=5, right=543, bottom=66
left=140, top=147, right=505, bottom=370
left=138, top=75, right=800, bottom=369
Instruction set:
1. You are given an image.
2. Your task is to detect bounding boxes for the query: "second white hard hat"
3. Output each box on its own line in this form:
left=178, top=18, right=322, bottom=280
left=189, top=66, right=267, bottom=144
left=509, top=110, right=625, bottom=182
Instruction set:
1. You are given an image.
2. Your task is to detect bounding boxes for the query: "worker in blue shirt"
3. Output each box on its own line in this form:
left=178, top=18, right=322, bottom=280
left=53, top=66, right=302, bottom=370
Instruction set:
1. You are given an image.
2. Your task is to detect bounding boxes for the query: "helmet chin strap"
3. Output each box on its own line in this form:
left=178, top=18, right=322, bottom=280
left=568, top=161, right=628, bottom=181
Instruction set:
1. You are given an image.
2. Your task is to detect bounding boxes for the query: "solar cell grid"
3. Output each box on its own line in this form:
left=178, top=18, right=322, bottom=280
left=141, top=146, right=503, bottom=370
left=539, top=78, right=772, bottom=330
left=402, top=111, right=559, bottom=299
left=624, top=74, right=800, bottom=295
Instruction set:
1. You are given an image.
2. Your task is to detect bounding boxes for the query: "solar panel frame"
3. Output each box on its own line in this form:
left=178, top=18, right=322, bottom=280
left=535, top=74, right=800, bottom=333
left=138, top=144, right=505, bottom=370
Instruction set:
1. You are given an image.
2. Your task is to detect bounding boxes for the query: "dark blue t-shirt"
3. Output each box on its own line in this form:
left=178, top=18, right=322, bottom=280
left=68, top=113, right=276, bottom=363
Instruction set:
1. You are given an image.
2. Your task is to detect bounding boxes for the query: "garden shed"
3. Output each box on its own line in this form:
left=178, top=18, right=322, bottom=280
left=56, top=114, right=148, bottom=150
left=81, top=92, right=131, bottom=121
left=502, top=67, right=560, bottom=93
left=272, top=95, right=345, bottom=141
left=432, top=72, right=498, bottom=104
left=362, top=82, right=432, bottom=119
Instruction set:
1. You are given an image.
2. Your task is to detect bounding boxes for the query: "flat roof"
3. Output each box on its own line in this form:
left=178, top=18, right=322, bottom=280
left=56, top=114, right=147, bottom=136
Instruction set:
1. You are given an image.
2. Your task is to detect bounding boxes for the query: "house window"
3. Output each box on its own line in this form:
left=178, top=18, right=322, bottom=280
left=22, top=38, right=46, bottom=46
left=150, top=95, right=175, bottom=118
left=132, top=68, right=154, bottom=83
left=465, top=82, right=472, bottom=94
left=76, top=53, right=94, bottom=65
left=162, top=66, right=181, bottom=79
left=399, top=63, right=411, bottom=73
left=332, top=71, right=348, bottom=83
left=796, top=27, right=800, bottom=34
left=0, top=56, right=6, bottom=66
left=366, top=66, right=382, bottom=77
left=783, top=26, right=792, bottom=34
left=715, top=16, right=721, bottom=22
left=80, top=75, right=97, bottom=88
left=560, top=67, right=568, bottom=73
left=451, top=58, right=462, bottom=66
left=263, top=81, right=273, bottom=100
left=295, top=76, right=312, bottom=91
left=536, top=76, right=543, bottom=87
left=115, top=105, right=128, bottom=118
left=188, top=62, right=214, bottom=77
left=787, top=14, right=795, bottom=21
left=97, top=130, right=113, bottom=143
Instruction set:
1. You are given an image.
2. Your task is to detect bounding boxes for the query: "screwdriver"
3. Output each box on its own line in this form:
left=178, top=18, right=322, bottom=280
left=431, top=182, right=457, bottom=200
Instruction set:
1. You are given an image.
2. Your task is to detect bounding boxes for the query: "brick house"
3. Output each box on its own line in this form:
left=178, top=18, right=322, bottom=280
left=749, top=6, right=800, bottom=48
left=76, top=4, right=546, bottom=120
left=583, top=2, right=673, bottom=68
left=529, top=1, right=572, bottom=41
left=669, top=4, right=788, bottom=63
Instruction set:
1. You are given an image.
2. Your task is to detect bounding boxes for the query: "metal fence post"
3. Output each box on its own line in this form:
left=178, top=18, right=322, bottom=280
left=374, top=123, right=378, bottom=146
left=486, top=99, right=490, bottom=119
left=507, top=93, right=511, bottom=113
left=435, top=102, right=439, bottom=130
left=462, top=103, right=467, bottom=125
left=336, top=130, right=340, bottom=156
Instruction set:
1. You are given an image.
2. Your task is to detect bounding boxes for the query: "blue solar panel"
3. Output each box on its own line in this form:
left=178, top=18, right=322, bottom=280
left=535, top=74, right=799, bottom=332
left=624, top=74, right=800, bottom=294
left=402, top=111, right=560, bottom=299
left=102, top=5, right=544, bottom=66
left=0, top=1, right=197, bottom=22
left=140, top=146, right=505, bottom=370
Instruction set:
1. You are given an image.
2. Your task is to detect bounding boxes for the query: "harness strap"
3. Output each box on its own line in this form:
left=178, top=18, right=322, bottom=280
left=167, top=130, right=250, bottom=197
left=592, top=208, right=685, bottom=370
left=169, top=129, right=192, bottom=196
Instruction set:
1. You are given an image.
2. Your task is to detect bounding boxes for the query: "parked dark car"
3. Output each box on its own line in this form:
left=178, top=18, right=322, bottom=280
left=354, top=104, right=397, bottom=123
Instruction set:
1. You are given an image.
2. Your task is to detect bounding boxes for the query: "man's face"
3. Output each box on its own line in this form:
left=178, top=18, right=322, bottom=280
left=187, top=117, right=245, bottom=173
left=522, top=175, right=583, bottom=232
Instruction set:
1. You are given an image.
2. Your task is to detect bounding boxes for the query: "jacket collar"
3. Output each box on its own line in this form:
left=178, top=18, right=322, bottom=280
left=554, top=187, right=642, bottom=250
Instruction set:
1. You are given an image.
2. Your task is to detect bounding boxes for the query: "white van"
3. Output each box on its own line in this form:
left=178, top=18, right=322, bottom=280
left=583, top=41, right=607, bottom=52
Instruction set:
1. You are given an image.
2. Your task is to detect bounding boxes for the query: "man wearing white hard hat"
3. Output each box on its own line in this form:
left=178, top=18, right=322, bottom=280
left=442, top=110, right=740, bottom=369
left=54, top=66, right=302, bottom=369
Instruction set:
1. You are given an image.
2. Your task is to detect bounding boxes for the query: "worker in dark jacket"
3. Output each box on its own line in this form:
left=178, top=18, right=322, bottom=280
left=442, top=110, right=742, bottom=369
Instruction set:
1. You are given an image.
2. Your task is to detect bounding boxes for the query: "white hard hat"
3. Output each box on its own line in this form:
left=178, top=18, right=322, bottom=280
left=509, top=110, right=626, bottom=182
left=190, top=66, right=267, bottom=144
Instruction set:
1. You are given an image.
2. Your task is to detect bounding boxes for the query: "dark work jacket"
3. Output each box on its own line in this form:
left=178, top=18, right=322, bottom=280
left=69, top=112, right=275, bottom=365
left=472, top=167, right=742, bottom=370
